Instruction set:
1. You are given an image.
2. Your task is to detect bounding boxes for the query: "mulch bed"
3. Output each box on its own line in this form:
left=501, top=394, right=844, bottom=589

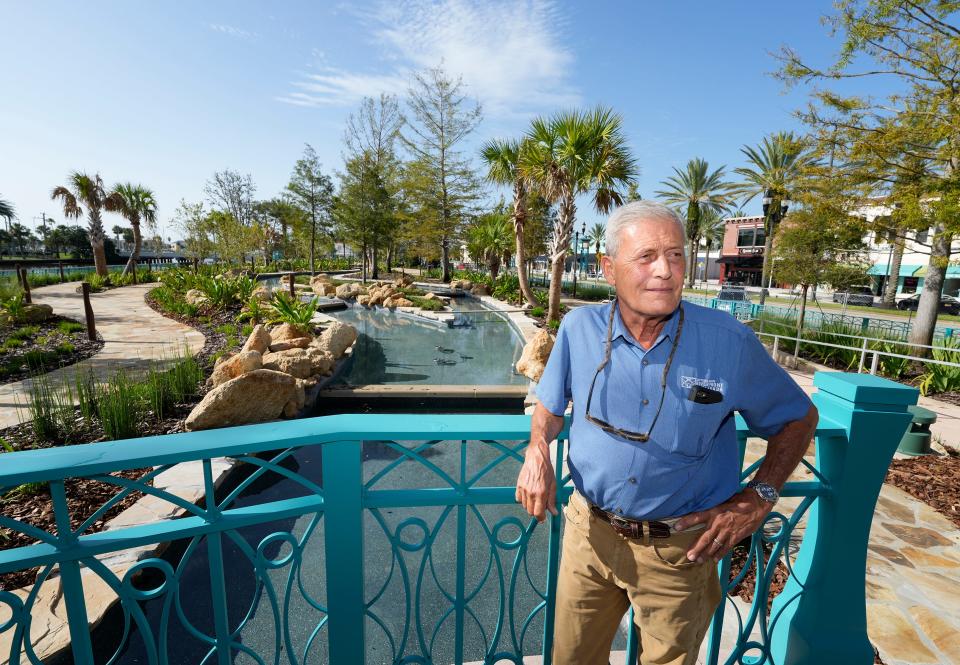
left=885, top=449, right=960, bottom=528
left=0, top=315, right=103, bottom=385
left=0, top=469, right=152, bottom=591
left=0, top=293, right=236, bottom=591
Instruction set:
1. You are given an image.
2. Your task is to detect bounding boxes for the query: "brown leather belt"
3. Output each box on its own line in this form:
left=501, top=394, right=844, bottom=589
left=589, top=504, right=673, bottom=540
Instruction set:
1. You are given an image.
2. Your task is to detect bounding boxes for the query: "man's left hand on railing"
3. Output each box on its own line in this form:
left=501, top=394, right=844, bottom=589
left=674, top=490, right=771, bottom=563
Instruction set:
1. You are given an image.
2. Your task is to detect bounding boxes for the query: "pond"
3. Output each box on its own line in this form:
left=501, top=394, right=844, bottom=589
left=329, top=298, right=527, bottom=387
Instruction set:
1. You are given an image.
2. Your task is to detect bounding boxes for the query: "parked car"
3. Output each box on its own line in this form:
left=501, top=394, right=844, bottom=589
left=832, top=286, right=874, bottom=307
left=717, top=285, right=750, bottom=302
left=896, top=293, right=960, bottom=315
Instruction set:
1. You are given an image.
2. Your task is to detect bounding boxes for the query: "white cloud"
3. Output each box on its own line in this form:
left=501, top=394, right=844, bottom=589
left=277, top=0, right=579, bottom=115
left=209, top=23, right=258, bottom=40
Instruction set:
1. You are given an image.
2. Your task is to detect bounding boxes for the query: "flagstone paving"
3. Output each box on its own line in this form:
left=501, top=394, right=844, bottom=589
left=0, top=282, right=205, bottom=430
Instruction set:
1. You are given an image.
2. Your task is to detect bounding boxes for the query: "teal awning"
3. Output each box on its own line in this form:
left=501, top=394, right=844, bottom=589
left=867, top=263, right=922, bottom=277
left=915, top=264, right=960, bottom=277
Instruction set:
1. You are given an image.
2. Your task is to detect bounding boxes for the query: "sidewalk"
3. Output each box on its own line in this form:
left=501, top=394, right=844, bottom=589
left=0, top=282, right=205, bottom=430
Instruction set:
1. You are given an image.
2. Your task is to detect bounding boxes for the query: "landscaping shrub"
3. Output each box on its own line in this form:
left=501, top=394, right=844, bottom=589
left=530, top=306, right=545, bottom=318
left=97, top=371, right=141, bottom=440
left=270, top=291, right=318, bottom=326
left=409, top=296, right=445, bottom=311
left=0, top=293, right=27, bottom=321
left=57, top=320, right=84, bottom=334
left=237, top=295, right=266, bottom=325
left=149, top=285, right=199, bottom=319
left=920, top=337, right=960, bottom=396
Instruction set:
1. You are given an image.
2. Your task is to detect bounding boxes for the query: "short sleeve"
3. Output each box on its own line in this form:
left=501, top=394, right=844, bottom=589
left=534, top=319, right=573, bottom=416
left=732, top=332, right=812, bottom=438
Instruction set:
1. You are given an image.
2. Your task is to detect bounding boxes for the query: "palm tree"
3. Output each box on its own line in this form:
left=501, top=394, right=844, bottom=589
left=520, top=107, right=637, bottom=321
left=585, top=222, right=606, bottom=277
left=467, top=211, right=513, bottom=282
left=0, top=196, right=14, bottom=232
left=697, top=208, right=726, bottom=286
left=481, top=138, right=538, bottom=307
left=8, top=223, right=33, bottom=257
left=655, top=158, right=735, bottom=287
left=111, top=183, right=157, bottom=275
left=734, top=132, right=814, bottom=290
left=51, top=172, right=121, bottom=276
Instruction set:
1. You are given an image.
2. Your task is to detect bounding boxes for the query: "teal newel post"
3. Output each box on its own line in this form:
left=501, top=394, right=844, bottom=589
left=769, top=372, right=917, bottom=665
left=323, top=441, right=365, bottom=664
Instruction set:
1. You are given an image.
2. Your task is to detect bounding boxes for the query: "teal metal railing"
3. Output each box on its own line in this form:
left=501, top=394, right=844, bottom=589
left=0, top=372, right=916, bottom=664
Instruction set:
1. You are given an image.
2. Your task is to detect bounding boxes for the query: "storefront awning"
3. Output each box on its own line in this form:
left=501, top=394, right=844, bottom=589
left=914, top=264, right=960, bottom=278
left=867, top=263, right=922, bottom=277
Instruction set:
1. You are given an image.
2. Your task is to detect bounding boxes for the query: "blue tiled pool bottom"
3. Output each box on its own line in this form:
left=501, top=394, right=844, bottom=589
left=330, top=298, right=526, bottom=385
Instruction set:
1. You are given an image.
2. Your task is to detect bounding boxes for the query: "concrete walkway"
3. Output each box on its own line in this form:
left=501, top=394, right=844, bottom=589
left=0, top=282, right=205, bottom=430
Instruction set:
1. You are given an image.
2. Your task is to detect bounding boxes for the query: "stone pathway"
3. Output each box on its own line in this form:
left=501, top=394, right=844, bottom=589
left=0, top=282, right=205, bottom=430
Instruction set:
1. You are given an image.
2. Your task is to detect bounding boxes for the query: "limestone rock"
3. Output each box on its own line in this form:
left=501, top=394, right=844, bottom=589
left=394, top=274, right=413, bottom=287
left=383, top=296, right=396, bottom=308
left=241, top=324, right=270, bottom=354
left=210, top=350, right=262, bottom=388
left=185, top=369, right=298, bottom=430
left=252, top=285, right=271, bottom=301
left=184, top=289, right=208, bottom=306
left=424, top=292, right=440, bottom=301
left=262, top=348, right=314, bottom=379
left=314, top=321, right=357, bottom=359
left=516, top=329, right=555, bottom=382
left=310, top=274, right=333, bottom=295
left=270, top=323, right=309, bottom=344
left=20, top=303, right=54, bottom=323
left=450, top=279, right=473, bottom=291
left=368, top=289, right=385, bottom=307
left=394, top=297, right=414, bottom=307
left=335, top=283, right=363, bottom=300
left=471, top=284, right=491, bottom=296
left=357, top=295, right=371, bottom=307
left=305, top=347, right=335, bottom=375
left=270, top=336, right=312, bottom=352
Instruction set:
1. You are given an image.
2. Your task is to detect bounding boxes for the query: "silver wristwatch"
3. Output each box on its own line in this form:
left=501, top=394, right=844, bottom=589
left=746, top=480, right=779, bottom=505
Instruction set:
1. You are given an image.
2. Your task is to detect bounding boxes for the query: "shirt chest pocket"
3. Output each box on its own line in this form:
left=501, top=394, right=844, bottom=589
left=668, top=396, right=727, bottom=458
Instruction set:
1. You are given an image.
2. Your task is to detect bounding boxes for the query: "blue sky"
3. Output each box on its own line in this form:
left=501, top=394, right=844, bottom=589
left=1, top=1, right=875, bottom=240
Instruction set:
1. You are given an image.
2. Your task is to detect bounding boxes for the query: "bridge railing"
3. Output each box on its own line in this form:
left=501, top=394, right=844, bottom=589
left=0, top=372, right=916, bottom=665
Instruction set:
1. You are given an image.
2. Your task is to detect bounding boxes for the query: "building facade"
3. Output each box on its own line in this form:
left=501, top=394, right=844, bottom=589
left=717, top=215, right=767, bottom=286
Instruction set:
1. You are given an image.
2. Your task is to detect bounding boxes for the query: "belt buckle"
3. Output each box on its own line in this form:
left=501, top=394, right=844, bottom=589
left=610, top=515, right=641, bottom=539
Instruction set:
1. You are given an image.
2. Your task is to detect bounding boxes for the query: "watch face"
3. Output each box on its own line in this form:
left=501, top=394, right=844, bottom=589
left=756, top=483, right=778, bottom=502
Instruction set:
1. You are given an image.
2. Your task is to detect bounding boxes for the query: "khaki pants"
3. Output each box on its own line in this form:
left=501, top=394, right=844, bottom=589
left=552, top=491, right=722, bottom=665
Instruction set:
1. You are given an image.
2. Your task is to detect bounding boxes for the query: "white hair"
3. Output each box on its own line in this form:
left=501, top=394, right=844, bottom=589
left=605, top=201, right=686, bottom=257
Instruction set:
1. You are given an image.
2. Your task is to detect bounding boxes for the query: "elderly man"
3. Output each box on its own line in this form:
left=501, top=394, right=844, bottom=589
left=515, top=201, right=818, bottom=665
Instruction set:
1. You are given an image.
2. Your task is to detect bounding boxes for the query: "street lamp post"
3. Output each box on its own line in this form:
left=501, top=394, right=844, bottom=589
left=580, top=234, right=590, bottom=284
left=572, top=224, right=581, bottom=298
left=759, top=190, right=791, bottom=333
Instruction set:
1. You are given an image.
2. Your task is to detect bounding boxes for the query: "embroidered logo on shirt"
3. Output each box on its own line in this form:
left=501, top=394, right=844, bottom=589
left=679, top=376, right=725, bottom=393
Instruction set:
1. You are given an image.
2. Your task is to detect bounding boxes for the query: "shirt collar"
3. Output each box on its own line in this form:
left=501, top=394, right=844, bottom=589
left=610, top=300, right=681, bottom=349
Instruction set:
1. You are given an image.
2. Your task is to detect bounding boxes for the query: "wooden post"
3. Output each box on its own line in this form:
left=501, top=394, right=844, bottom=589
left=58, top=261, right=65, bottom=282
left=289, top=272, right=296, bottom=298
left=81, top=282, right=96, bottom=341
left=19, top=268, right=31, bottom=304
left=193, top=257, right=199, bottom=273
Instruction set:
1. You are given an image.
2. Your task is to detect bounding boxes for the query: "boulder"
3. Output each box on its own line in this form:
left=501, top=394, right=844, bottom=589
left=367, top=290, right=385, bottom=307
left=241, top=324, right=271, bottom=354
left=283, top=380, right=309, bottom=417
left=269, top=336, right=312, bottom=352
left=424, top=292, right=439, bottom=301
left=210, top=350, right=262, bottom=388
left=314, top=321, right=357, bottom=359
left=357, top=295, right=371, bottom=307
left=515, top=330, right=555, bottom=382
left=394, top=297, right=414, bottom=308
left=471, top=284, right=491, bottom=296
left=270, top=323, right=310, bottom=344
left=252, top=285, right=271, bottom=301
left=305, top=347, right=335, bottom=375
left=383, top=297, right=396, bottom=309
left=335, top=283, right=363, bottom=300
left=185, top=289, right=208, bottom=306
left=262, top=348, right=314, bottom=379
left=19, top=303, right=54, bottom=323
left=184, top=369, right=299, bottom=430
left=394, top=274, right=414, bottom=287
left=450, top=279, right=473, bottom=291
left=310, top=274, right=333, bottom=296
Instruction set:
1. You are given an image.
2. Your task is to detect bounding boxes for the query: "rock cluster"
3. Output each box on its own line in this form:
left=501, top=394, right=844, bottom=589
left=185, top=321, right=357, bottom=431
left=449, top=279, right=474, bottom=291
left=321, top=277, right=449, bottom=313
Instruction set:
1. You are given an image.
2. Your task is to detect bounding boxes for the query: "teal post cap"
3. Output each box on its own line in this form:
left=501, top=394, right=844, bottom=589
left=906, top=404, right=937, bottom=424
left=813, top=372, right=919, bottom=406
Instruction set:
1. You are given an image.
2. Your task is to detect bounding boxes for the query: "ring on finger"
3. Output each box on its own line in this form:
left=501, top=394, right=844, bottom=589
left=712, top=537, right=724, bottom=549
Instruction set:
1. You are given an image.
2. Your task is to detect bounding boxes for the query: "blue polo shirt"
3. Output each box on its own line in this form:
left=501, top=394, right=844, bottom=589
left=535, top=300, right=812, bottom=521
